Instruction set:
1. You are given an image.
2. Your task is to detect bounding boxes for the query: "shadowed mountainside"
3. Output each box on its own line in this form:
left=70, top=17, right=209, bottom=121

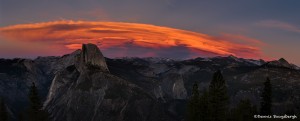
left=0, top=43, right=300, bottom=121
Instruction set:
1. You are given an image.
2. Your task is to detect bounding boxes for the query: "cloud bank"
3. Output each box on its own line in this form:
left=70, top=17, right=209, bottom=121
left=0, top=20, right=265, bottom=59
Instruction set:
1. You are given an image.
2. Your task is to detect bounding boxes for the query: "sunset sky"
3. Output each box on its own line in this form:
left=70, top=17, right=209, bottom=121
left=0, top=0, right=300, bottom=65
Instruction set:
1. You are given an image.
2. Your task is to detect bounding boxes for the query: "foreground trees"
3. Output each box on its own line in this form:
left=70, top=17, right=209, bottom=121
left=27, top=82, right=49, bottom=121
left=187, top=70, right=229, bottom=121
left=187, top=70, right=269, bottom=121
left=230, top=99, right=257, bottom=121
left=260, top=77, right=272, bottom=115
left=208, top=70, right=229, bottom=121
left=187, top=83, right=201, bottom=121
left=198, top=90, right=210, bottom=121
left=0, top=98, right=8, bottom=121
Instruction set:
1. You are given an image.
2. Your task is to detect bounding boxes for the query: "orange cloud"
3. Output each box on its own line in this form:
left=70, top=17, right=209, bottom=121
left=0, top=20, right=266, bottom=59
left=219, top=33, right=266, bottom=46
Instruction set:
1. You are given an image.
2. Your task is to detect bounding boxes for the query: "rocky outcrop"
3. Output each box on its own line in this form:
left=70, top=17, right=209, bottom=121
left=159, top=73, right=187, bottom=100
left=0, top=58, right=52, bottom=120
left=44, top=44, right=171, bottom=121
left=81, top=43, right=109, bottom=72
left=264, top=58, right=299, bottom=69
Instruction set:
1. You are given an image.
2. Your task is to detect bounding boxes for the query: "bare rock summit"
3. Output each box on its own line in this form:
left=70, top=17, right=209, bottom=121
left=81, top=43, right=109, bottom=72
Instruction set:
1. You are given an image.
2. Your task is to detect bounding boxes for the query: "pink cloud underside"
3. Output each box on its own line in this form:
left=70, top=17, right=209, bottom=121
left=0, top=20, right=266, bottom=59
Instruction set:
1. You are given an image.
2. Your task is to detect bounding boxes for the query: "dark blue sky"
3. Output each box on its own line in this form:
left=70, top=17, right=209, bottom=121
left=0, top=0, right=300, bottom=64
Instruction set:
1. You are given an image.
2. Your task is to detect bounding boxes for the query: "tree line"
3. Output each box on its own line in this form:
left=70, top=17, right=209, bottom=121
left=0, top=82, right=49, bottom=121
left=186, top=70, right=272, bottom=121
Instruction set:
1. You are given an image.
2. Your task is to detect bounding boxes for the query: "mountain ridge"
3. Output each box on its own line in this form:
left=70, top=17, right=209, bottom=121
left=0, top=43, right=300, bottom=121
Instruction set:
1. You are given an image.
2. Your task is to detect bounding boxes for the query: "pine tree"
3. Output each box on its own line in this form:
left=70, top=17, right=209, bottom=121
left=187, top=83, right=201, bottom=121
left=27, top=82, right=49, bottom=121
left=208, top=70, right=229, bottom=121
left=231, top=99, right=257, bottom=121
left=199, top=89, right=210, bottom=121
left=0, top=98, right=8, bottom=121
left=260, top=77, right=272, bottom=115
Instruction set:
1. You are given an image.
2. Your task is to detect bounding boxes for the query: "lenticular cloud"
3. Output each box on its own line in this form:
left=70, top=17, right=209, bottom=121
left=0, top=20, right=264, bottom=59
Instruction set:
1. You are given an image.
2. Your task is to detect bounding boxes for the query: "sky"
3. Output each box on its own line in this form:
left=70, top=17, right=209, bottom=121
left=0, top=0, right=300, bottom=65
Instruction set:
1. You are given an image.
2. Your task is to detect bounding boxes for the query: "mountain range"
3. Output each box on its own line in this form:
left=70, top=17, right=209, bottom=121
left=0, top=43, right=300, bottom=121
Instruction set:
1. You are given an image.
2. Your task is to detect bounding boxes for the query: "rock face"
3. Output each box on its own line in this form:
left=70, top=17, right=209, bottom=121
left=44, top=44, right=171, bottom=121
left=161, top=73, right=187, bottom=99
left=0, top=59, right=52, bottom=120
left=81, top=44, right=109, bottom=72
left=265, top=58, right=298, bottom=69
left=1, top=46, right=300, bottom=120
left=107, top=56, right=300, bottom=115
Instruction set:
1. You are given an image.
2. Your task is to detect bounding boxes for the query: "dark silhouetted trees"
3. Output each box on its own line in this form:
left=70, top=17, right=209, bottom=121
left=27, top=82, right=49, bottom=121
left=187, top=83, right=212, bottom=121
left=260, top=77, right=272, bottom=115
left=208, top=70, right=229, bottom=121
left=199, top=89, right=210, bottom=121
left=187, top=83, right=201, bottom=121
left=187, top=70, right=230, bottom=121
left=230, top=99, right=257, bottom=121
left=0, top=98, right=8, bottom=121
left=186, top=70, right=265, bottom=121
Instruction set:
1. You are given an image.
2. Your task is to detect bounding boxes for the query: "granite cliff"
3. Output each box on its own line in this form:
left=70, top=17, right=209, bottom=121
left=43, top=43, right=171, bottom=121
left=0, top=43, right=300, bottom=121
